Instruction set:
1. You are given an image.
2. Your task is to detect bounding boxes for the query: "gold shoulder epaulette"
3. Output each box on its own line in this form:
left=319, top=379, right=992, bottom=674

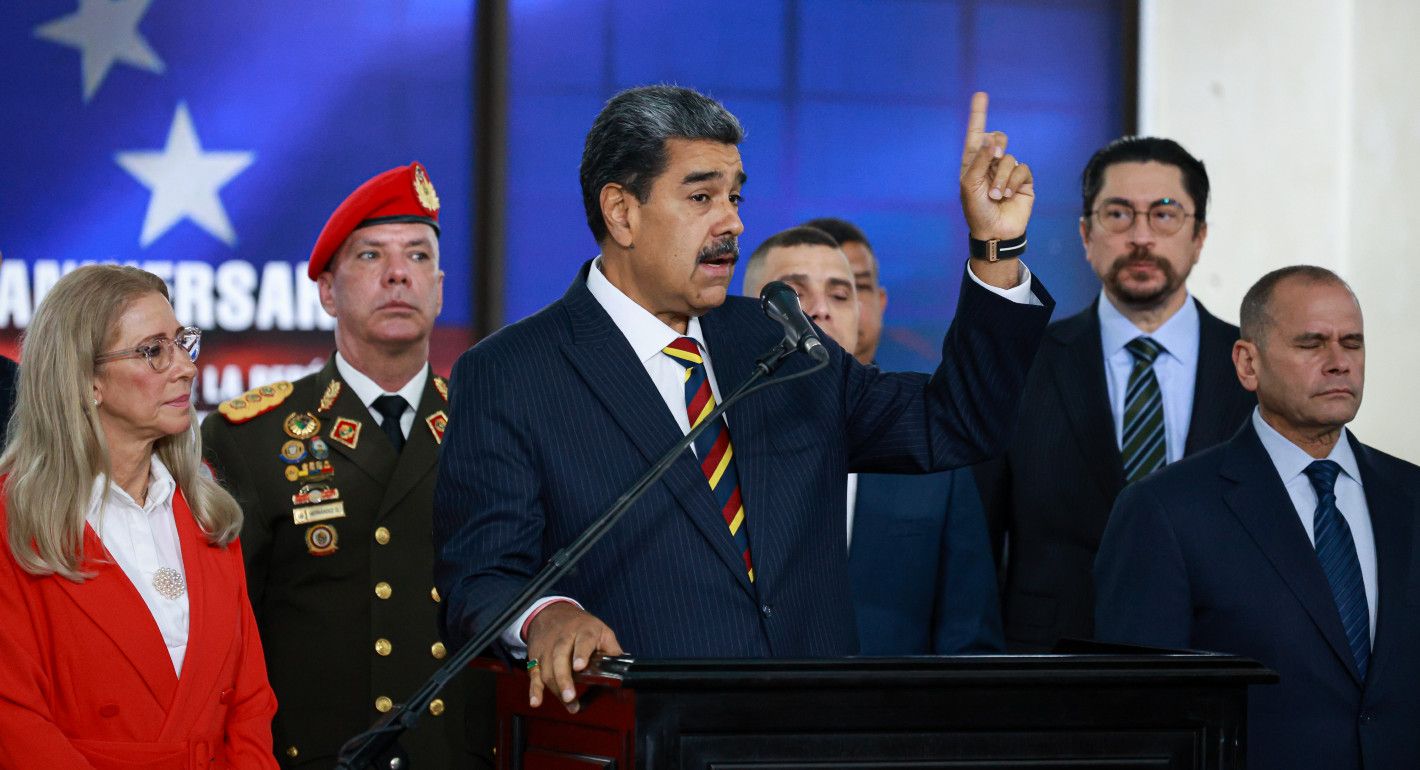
left=218, top=381, right=295, bottom=424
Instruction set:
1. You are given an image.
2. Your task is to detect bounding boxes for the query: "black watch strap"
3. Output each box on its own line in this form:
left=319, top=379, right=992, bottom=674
left=969, top=232, right=1027, bottom=262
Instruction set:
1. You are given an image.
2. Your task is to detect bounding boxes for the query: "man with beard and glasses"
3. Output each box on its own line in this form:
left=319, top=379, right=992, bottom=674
left=433, top=86, right=1054, bottom=713
left=974, top=137, right=1255, bottom=652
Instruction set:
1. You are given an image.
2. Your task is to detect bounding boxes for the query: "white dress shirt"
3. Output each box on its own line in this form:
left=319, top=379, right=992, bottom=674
left=1099, top=292, right=1200, bottom=464
left=335, top=352, right=428, bottom=438
left=85, top=456, right=189, bottom=674
left=1252, top=409, right=1378, bottom=644
left=505, top=256, right=1040, bottom=651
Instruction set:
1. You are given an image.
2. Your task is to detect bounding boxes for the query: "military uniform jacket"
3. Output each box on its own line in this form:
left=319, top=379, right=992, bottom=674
left=202, top=356, right=477, bottom=768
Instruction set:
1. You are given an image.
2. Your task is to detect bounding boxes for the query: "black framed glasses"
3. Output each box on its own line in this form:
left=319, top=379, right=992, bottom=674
left=1090, top=198, right=1196, bottom=236
left=95, top=326, right=202, bottom=372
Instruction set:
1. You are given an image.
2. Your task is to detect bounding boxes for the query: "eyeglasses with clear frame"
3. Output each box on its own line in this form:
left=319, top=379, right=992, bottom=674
left=1089, top=198, right=1197, bottom=236
left=94, top=326, right=202, bottom=372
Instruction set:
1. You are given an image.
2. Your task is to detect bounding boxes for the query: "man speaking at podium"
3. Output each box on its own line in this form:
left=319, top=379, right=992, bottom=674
left=434, top=86, right=1053, bottom=711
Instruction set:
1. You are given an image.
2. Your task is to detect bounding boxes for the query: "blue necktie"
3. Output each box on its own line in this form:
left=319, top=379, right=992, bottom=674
left=1304, top=459, right=1369, bottom=679
left=1121, top=336, right=1166, bottom=482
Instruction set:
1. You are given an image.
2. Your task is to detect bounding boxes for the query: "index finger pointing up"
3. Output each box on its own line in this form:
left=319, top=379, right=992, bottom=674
left=961, top=91, right=990, bottom=167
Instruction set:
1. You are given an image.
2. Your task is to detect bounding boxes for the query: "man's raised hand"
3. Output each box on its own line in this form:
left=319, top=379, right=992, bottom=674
left=959, top=92, right=1034, bottom=242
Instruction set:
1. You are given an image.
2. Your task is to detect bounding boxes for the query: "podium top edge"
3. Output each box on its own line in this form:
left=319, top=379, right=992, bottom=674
left=579, top=653, right=1279, bottom=687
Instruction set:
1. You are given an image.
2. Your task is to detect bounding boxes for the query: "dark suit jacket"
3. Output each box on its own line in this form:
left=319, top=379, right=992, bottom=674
left=1095, top=421, right=1420, bottom=770
left=434, top=261, right=1052, bottom=658
left=974, top=298, right=1254, bottom=651
left=203, top=359, right=487, bottom=769
left=850, top=468, right=1004, bottom=654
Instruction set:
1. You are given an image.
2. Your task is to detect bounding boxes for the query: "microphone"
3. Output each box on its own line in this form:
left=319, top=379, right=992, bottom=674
left=759, top=281, right=830, bottom=363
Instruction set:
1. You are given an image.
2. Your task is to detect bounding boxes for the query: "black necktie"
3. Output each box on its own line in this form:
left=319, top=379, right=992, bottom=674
left=372, top=394, right=408, bottom=453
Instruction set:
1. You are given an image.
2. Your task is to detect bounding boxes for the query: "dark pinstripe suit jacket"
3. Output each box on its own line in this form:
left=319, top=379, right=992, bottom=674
left=433, top=261, right=1053, bottom=658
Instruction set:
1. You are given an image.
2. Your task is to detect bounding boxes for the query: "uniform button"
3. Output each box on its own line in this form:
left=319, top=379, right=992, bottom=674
left=285, top=746, right=299, bottom=758
left=375, top=696, right=393, bottom=713
left=428, top=698, right=446, bottom=716
left=430, top=586, right=441, bottom=603
left=374, top=581, right=392, bottom=599
left=374, top=527, right=391, bottom=545
left=760, top=604, right=773, bottom=617
left=431, top=641, right=447, bottom=660
left=375, top=638, right=393, bottom=656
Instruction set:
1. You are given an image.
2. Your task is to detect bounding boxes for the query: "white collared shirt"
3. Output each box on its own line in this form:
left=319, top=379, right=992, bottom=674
left=1252, top=409, right=1378, bottom=645
left=1099, top=292, right=1201, bottom=464
left=85, top=456, right=189, bottom=674
left=585, top=258, right=728, bottom=436
left=335, top=352, right=428, bottom=438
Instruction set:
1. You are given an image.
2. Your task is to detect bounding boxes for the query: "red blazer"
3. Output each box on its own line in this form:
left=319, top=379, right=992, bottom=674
left=0, top=486, right=279, bottom=769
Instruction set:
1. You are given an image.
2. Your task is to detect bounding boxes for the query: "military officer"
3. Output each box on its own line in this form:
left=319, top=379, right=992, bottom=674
left=202, top=162, right=490, bottom=768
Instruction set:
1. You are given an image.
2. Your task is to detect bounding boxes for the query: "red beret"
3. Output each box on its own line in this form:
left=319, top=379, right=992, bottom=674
left=308, top=162, right=441, bottom=279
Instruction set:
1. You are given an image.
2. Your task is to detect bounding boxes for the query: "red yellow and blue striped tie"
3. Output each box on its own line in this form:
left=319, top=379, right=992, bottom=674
left=663, top=337, right=754, bottom=582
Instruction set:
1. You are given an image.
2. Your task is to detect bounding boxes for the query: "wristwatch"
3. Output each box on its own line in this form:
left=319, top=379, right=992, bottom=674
left=969, top=232, right=1027, bottom=262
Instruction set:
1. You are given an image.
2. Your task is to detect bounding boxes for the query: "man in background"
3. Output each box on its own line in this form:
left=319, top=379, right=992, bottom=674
left=203, top=163, right=489, bottom=768
left=974, top=137, right=1254, bottom=651
left=1096, top=266, right=1420, bottom=770
left=746, top=219, right=1002, bottom=654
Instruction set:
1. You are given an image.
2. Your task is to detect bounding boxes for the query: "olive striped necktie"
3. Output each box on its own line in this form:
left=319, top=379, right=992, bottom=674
left=1122, top=336, right=1166, bottom=483
left=662, top=337, right=754, bottom=582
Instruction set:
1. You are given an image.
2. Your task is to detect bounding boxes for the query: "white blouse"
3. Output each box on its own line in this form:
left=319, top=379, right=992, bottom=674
left=84, top=456, right=189, bottom=674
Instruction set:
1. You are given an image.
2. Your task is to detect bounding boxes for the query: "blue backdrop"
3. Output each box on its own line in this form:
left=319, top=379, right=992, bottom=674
left=506, top=0, right=1129, bottom=370
left=0, top=0, right=1129, bottom=398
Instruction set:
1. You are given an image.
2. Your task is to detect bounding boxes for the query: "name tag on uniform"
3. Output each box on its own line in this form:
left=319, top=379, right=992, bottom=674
left=292, top=501, right=346, bottom=525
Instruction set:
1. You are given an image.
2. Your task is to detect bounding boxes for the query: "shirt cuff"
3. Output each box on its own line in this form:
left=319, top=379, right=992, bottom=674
left=966, top=260, right=1042, bottom=306
left=501, top=596, right=583, bottom=656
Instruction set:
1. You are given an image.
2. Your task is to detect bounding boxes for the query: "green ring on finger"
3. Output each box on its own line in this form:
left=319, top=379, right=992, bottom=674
left=526, top=658, right=540, bottom=671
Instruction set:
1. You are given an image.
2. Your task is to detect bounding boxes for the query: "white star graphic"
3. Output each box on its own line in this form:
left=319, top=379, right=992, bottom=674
left=115, top=103, right=255, bottom=248
left=34, top=0, right=165, bottom=102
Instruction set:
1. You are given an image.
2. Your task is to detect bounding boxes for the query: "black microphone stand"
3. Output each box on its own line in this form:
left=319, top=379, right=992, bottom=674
left=336, top=338, right=826, bottom=769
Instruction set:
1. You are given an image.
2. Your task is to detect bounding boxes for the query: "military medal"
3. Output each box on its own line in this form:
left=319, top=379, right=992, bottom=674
left=284, top=466, right=300, bottom=482
left=284, top=412, right=321, bottom=440
left=280, top=439, right=307, bottom=464
left=152, top=566, right=185, bottom=599
left=318, top=380, right=341, bottom=413
left=308, top=436, right=330, bottom=460
left=426, top=410, right=448, bottom=444
left=330, top=417, right=362, bottom=450
left=292, top=484, right=340, bottom=506
left=433, top=376, right=449, bottom=402
left=304, top=524, right=339, bottom=556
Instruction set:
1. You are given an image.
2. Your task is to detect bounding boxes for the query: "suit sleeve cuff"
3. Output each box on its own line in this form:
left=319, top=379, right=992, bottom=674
left=966, top=260, right=1041, bottom=306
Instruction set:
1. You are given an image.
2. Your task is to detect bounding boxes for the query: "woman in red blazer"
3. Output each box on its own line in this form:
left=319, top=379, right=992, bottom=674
left=0, top=265, right=278, bottom=769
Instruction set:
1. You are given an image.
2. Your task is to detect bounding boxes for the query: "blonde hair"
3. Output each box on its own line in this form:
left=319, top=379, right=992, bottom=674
left=1, top=265, right=243, bottom=580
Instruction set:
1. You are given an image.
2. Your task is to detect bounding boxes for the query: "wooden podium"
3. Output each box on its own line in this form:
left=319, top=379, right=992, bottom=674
left=479, top=651, right=1276, bottom=769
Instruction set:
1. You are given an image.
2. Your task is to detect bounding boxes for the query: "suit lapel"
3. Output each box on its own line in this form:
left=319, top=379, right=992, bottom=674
left=1352, top=435, right=1415, bottom=688
left=701, top=305, right=774, bottom=595
left=557, top=273, right=756, bottom=594
left=1049, top=303, right=1125, bottom=500
left=377, top=367, right=445, bottom=518
left=58, top=520, right=178, bottom=708
left=1184, top=301, right=1240, bottom=454
left=1220, top=422, right=1364, bottom=683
